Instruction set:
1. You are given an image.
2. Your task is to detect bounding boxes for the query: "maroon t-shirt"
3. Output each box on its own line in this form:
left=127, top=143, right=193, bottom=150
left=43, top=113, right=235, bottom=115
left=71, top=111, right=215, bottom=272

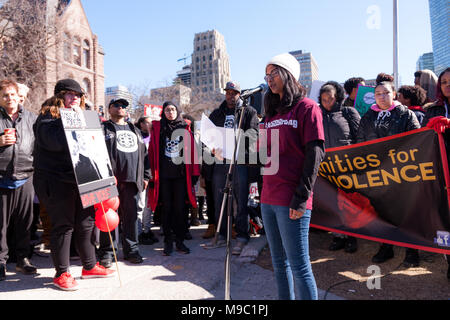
left=261, top=98, right=324, bottom=209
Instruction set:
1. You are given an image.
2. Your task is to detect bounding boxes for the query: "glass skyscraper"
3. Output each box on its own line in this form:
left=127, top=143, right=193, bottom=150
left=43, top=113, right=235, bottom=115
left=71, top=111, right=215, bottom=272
left=428, top=0, right=449, bottom=76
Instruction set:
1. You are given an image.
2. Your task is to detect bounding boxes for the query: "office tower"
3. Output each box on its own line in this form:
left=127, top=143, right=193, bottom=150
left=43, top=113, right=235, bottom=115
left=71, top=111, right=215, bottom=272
left=429, top=0, right=450, bottom=75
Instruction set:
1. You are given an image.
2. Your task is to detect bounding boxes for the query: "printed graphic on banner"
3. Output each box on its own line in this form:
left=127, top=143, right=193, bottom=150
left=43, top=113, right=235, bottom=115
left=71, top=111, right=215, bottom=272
left=354, top=85, right=375, bottom=116
left=311, top=128, right=450, bottom=254
left=61, top=110, right=118, bottom=208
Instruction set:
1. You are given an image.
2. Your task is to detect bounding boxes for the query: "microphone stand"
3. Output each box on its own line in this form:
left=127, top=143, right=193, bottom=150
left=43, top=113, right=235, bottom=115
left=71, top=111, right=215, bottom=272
left=212, top=96, right=249, bottom=301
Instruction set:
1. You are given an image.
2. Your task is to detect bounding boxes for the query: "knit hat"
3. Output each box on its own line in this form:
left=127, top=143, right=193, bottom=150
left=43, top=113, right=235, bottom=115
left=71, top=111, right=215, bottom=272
left=54, top=79, right=84, bottom=95
left=267, top=53, right=300, bottom=81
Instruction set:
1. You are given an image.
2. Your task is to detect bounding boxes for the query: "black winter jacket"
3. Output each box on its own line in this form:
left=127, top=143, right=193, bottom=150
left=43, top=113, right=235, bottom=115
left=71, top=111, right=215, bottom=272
left=320, top=103, right=361, bottom=148
left=423, top=102, right=450, bottom=155
left=102, top=120, right=151, bottom=193
left=356, top=104, right=421, bottom=143
left=202, top=100, right=260, bottom=180
left=33, top=113, right=76, bottom=183
left=0, top=106, right=37, bottom=181
left=423, top=102, right=448, bottom=126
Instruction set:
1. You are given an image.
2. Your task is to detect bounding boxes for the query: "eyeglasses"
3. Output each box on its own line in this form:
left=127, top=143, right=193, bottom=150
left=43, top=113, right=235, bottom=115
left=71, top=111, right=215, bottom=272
left=264, top=69, right=280, bottom=83
left=65, top=91, right=82, bottom=98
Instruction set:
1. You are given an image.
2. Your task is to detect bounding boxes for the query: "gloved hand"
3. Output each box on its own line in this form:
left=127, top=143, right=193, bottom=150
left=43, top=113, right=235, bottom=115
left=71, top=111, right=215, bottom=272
left=427, top=116, right=450, bottom=134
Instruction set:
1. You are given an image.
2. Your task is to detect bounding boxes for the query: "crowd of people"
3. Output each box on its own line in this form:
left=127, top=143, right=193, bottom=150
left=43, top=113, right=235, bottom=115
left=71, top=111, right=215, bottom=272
left=0, top=54, right=449, bottom=298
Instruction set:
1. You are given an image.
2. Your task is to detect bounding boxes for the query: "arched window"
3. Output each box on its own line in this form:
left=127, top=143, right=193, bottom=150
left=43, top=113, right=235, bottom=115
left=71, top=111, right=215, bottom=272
left=82, top=78, right=91, bottom=97
left=83, top=40, right=90, bottom=69
left=73, top=37, right=81, bottom=66
left=63, top=33, right=71, bottom=62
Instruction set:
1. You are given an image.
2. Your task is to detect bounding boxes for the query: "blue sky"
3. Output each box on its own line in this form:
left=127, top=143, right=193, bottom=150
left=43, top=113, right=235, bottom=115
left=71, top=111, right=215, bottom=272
left=81, top=0, right=433, bottom=91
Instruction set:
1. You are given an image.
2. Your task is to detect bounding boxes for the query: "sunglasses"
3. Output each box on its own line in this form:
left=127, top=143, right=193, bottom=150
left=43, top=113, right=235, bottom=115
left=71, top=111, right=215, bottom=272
left=112, top=104, right=128, bottom=109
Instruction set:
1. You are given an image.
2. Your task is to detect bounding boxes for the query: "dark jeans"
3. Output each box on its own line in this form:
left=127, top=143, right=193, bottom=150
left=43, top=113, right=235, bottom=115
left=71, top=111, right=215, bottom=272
left=0, top=178, right=34, bottom=265
left=34, top=175, right=97, bottom=276
left=160, top=177, right=187, bottom=243
left=212, top=164, right=250, bottom=242
left=99, top=182, right=140, bottom=259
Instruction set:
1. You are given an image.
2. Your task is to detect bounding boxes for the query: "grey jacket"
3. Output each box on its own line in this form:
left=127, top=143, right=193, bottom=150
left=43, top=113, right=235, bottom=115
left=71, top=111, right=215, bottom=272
left=0, top=106, right=37, bottom=180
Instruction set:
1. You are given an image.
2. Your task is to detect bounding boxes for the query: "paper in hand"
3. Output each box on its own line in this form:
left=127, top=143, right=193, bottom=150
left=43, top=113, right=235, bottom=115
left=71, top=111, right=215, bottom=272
left=200, top=113, right=235, bottom=160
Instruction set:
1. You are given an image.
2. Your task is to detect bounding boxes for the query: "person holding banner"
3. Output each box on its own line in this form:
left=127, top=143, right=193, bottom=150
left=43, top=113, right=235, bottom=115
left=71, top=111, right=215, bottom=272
left=424, top=67, right=450, bottom=279
left=261, top=53, right=325, bottom=300
left=33, top=79, right=115, bottom=291
left=148, top=102, right=200, bottom=256
left=356, top=81, right=421, bottom=263
left=318, top=81, right=361, bottom=253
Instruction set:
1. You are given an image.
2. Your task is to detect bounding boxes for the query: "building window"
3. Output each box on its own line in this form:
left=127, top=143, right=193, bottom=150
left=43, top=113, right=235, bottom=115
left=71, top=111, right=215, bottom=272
left=63, top=33, right=71, bottom=62
left=73, top=37, right=81, bottom=66
left=83, top=40, right=90, bottom=69
left=82, top=78, right=91, bottom=97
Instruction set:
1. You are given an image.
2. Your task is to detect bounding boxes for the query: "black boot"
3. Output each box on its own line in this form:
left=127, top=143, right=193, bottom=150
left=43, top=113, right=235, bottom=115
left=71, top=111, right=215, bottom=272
left=163, top=241, right=173, bottom=256
left=402, top=248, right=420, bottom=267
left=329, top=237, right=346, bottom=251
left=372, top=244, right=394, bottom=263
left=176, top=241, right=190, bottom=254
left=344, top=236, right=358, bottom=253
left=0, top=264, right=6, bottom=281
left=16, top=257, right=37, bottom=275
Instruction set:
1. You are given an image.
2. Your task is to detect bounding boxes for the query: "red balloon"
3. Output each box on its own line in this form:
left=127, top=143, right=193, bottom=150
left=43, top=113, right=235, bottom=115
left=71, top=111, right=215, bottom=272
left=95, top=209, right=120, bottom=232
left=94, top=196, right=120, bottom=213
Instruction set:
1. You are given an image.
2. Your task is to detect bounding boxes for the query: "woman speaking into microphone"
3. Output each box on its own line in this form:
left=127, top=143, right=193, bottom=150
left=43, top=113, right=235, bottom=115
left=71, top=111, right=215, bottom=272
left=260, top=53, right=325, bottom=300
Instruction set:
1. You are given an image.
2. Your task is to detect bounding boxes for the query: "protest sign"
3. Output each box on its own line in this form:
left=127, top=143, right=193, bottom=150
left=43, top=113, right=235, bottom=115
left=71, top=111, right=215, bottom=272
left=311, top=128, right=450, bottom=254
left=354, top=85, right=376, bottom=116
left=60, top=109, right=118, bottom=208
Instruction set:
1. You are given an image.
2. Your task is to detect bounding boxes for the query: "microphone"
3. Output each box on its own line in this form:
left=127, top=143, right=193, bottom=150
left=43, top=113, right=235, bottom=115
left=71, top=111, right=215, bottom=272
left=240, top=84, right=267, bottom=99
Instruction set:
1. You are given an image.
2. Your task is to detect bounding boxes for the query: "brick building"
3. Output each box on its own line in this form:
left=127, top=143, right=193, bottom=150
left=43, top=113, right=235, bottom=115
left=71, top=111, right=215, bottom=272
left=46, top=0, right=105, bottom=111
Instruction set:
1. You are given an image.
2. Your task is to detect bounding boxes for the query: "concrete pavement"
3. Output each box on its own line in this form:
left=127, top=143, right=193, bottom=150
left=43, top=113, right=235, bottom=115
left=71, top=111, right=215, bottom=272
left=0, top=224, right=343, bottom=300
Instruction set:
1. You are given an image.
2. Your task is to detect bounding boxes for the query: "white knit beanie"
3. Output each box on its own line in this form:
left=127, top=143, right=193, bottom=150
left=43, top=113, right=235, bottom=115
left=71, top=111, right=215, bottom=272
left=267, top=53, right=300, bottom=81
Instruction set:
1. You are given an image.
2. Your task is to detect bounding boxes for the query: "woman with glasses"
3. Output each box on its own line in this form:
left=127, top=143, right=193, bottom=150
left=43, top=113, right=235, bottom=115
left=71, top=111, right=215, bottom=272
left=356, top=81, right=420, bottom=264
left=147, top=102, right=200, bottom=256
left=33, top=79, right=115, bottom=291
left=260, top=53, right=325, bottom=300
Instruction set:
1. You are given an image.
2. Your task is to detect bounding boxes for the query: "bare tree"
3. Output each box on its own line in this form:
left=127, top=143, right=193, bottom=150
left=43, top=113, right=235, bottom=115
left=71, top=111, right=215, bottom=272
left=0, top=0, right=63, bottom=112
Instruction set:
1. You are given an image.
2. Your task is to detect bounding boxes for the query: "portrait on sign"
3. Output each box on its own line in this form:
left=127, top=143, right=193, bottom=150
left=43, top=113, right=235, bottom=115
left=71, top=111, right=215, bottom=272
left=60, top=109, right=118, bottom=208
left=65, top=130, right=114, bottom=185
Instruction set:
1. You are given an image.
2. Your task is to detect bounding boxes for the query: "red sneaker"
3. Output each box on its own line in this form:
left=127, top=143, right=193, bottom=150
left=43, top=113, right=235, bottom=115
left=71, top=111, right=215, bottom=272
left=81, top=262, right=115, bottom=279
left=53, top=272, right=79, bottom=291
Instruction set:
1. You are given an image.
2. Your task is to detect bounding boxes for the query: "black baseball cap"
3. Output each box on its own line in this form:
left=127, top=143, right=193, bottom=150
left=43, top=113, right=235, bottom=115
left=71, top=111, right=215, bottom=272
left=54, top=79, right=84, bottom=95
left=108, top=98, right=129, bottom=108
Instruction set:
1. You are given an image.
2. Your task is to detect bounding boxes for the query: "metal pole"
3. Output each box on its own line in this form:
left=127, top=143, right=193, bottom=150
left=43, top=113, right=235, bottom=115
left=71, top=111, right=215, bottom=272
left=393, top=0, right=399, bottom=89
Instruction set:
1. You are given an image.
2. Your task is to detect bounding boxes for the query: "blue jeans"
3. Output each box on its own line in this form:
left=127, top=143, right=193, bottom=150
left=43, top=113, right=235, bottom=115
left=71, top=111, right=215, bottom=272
left=261, top=204, right=318, bottom=300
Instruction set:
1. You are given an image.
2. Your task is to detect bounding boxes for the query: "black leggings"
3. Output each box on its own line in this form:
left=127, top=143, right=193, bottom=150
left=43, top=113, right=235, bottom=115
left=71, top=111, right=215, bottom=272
left=34, top=174, right=96, bottom=276
left=160, top=177, right=187, bottom=243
